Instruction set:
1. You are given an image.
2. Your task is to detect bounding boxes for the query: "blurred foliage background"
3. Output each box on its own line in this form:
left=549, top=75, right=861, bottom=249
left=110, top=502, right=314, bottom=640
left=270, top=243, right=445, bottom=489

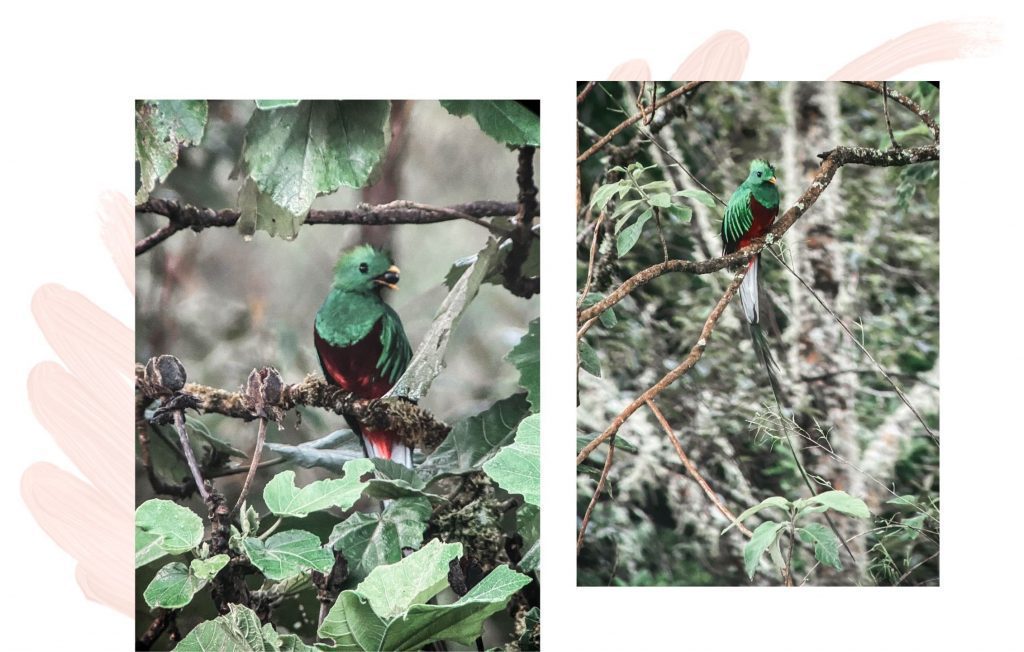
left=136, top=100, right=539, bottom=640
left=577, top=82, right=938, bottom=587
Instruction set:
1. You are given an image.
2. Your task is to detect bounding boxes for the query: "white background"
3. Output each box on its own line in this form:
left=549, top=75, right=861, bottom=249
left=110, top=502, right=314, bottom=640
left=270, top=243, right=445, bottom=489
left=1, top=1, right=1022, bottom=650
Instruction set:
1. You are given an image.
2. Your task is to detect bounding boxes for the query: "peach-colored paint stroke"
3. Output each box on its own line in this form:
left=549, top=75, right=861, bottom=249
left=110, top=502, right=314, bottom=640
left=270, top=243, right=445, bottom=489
left=829, top=20, right=998, bottom=80
left=22, top=195, right=134, bottom=617
left=672, top=30, right=749, bottom=80
left=609, top=59, right=651, bottom=81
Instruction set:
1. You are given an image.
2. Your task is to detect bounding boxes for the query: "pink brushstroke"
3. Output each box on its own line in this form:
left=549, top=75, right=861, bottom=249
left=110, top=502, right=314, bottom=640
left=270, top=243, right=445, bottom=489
left=672, top=30, right=749, bottom=80
left=609, top=59, right=651, bottom=82
left=23, top=195, right=134, bottom=617
left=830, top=20, right=998, bottom=80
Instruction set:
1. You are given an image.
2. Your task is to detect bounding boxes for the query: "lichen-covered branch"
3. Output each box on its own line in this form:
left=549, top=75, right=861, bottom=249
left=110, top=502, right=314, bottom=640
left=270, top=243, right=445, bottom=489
left=135, top=363, right=451, bottom=453
left=135, top=198, right=519, bottom=256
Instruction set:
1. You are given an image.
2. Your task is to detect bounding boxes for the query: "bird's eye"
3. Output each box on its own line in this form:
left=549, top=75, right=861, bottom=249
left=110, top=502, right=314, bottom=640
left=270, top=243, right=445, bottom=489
left=756, top=171, right=762, bottom=178
left=358, top=262, right=369, bottom=274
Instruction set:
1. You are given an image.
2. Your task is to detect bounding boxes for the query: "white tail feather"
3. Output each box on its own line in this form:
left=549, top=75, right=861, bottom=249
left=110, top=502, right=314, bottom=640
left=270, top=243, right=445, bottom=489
left=366, top=438, right=414, bottom=469
left=740, top=257, right=759, bottom=324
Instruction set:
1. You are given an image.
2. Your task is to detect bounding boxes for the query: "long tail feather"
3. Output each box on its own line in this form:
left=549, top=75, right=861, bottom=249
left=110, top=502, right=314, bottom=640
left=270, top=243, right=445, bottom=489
left=750, top=321, right=856, bottom=562
left=739, top=256, right=760, bottom=324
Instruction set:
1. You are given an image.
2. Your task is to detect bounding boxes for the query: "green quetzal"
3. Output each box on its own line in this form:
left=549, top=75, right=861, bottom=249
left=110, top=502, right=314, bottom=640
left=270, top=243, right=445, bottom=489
left=721, top=160, right=855, bottom=560
left=314, top=245, right=414, bottom=467
left=722, top=159, right=780, bottom=326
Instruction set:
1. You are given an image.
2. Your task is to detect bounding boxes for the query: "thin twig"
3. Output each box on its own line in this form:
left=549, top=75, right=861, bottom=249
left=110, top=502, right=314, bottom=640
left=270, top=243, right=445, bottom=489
left=881, top=82, right=900, bottom=150
left=577, top=435, right=616, bottom=554
left=172, top=411, right=210, bottom=501
left=233, top=417, right=268, bottom=512
left=896, top=550, right=939, bottom=585
left=645, top=398, right=752, bottom=537
left=577, top=267, right=746, bottom=465
left=577, top=81, right=597, bottom=104
left=577, top=82, right=704, bottom=164
left=766, top=246, right=938, bottom=446
left=577, top=213, right=605, bottom=309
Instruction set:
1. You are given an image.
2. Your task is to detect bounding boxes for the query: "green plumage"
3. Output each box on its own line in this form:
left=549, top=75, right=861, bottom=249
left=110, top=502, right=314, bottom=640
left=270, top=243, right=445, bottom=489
left=722, top=160, right=780, bottom=247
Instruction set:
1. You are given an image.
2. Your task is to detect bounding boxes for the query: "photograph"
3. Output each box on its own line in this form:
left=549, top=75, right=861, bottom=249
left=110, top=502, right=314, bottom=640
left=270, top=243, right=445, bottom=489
left=576, top=81, right=939, bottom=587
left=134, top=100, right=540, bottom=649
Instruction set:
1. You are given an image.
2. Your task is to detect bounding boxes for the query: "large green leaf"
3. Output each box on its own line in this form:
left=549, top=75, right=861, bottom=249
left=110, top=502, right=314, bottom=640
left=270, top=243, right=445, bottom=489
left=578, top=338, right=601, bottom=377
left=483, top=413, right=539, bottom=506
left=135, top=499, right=204, bottom=568
left=390, top=238, right=500, bottom=402
left=144, top=562, right=204, bottom=609
left=507, top=318, right=539, bottom=412
left=242, top=100, right=391, bottom=217
left=242, top=529, right=334, bottom=581
left=616, top=208, right=654, bottom=257
left=439, top=100, right=539, bottom=147
left=358, top=539, right=462, bottom=619
left=173, top=604, right=281, bottom=651
left=135, top=100, right=207, bottom=202
left=263, top=459, right=373, bottom=518
left=417, top=393, right=531, bottom=477
left=143, top=555, right=227, bottom=610
left=365, top=459, right=444, bottom=502
left=797, top=523, right=842, bottom=572
left=379, top=565, right=532, bottom=650
left=329, top=497, right=432, bottom=581
left=808, top=490, right=871, bottom=519
left=744, top=521, right=787, bottom=579
left=517, top=503, right=540, bottom=573
left=263, top=428, right=364, bottom=474
left=236, top=176, right=308, bottom=241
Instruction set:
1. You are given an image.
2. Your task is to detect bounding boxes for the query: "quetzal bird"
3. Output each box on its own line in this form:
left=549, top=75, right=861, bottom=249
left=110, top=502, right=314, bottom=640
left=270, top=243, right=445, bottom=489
left=722, top=159, right=781, bottom=378
left=722, top=160, right=855, bottom=560
left=314, top=245, right=414, bottom=467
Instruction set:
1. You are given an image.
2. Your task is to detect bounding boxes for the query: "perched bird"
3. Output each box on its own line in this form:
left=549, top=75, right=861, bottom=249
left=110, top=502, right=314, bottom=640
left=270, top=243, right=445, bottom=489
left=721, top=159, right=780, bottom=326
left=314, top=245, right=413, bottom=467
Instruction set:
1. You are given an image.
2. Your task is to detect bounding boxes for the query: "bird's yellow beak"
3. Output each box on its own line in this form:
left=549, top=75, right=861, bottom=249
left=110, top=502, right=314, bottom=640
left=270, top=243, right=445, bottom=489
left=374, top=265, right=401, bottom=291
left=768, top=176, right=777, bottom=185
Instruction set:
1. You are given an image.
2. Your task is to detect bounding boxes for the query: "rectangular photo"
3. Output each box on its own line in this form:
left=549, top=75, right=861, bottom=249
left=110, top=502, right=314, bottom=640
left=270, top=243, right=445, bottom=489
left=576, top=81, right=938, bottom=587
left=135, top=100, right=540, bottom=649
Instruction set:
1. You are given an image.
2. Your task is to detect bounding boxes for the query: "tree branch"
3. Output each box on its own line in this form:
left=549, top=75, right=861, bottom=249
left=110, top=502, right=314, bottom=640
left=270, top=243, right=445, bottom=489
left=577, top=143, right=938, bottom=325
left=502, top=146, right=540, bottom=298
left=577, top=82, right=705, bottom=164
left=135, top=198, right=520, bottom=256
left=136, top=364, right=451, bottom=454
left=845, top=81, right=939, bottom=142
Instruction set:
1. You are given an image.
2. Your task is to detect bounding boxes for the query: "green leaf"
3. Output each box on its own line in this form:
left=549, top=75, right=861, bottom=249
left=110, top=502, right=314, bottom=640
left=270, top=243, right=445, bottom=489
left=611, top=198, right=645, bottom=221
left=744, top=521, right=787, bottom=579
left=254, top=100, right=301, bottom=109
left=358, top=539, right=462, bottom=619
left=578, top=338, right=601, bottom=377
left=797, top=523, right=843, bottom=572
left=264, top=428, right=365, bottom=474
left=242, top=530, right=334, bottom=581
left=579, top=293, right=616, bottom=329
left=365, top=459, right=444, bottom=502
left=190, top=554, right=229, bottom=581
left=616, top=208, right=653, bottom=257
left=647, top=193, right=672, bottom=208
left=135, top=100, right=207, bottom=202
left=507, top=318, right=540, bottom=412
left=666, top=203, right=693, bottom=224
left=143, top=561, right=207, bottom=609
left=242, top=100, right=391, bottom=217
left=808, top=490, right=871, bottom=519
left=517, top=503, right=540, bottom=573
left=236, top=176, right=307, bottom=241
left=390, top=237, right=499, bottom=402
left=483, top=414, right=539, bottom=506
left=439, top=100, right=539, bottom=146
left=576, top=432, right=638, bottom=454
left=330, top=497, right=432, bottom=581
left=318, top=591, right=385, bottom=651
left=886, top=495, right=920, bottom=508
left=589, top=182, right=621, bottom=213
left=173, top=604, right=279, bottom=651
left=674, top=188, right=717, bottom=207
left=378, top=565, right=532, bottom=650
left=418, top=393, right=531, bottom=477
left=135, top=499, right=204, bottom=568
left=640, top=180, right=674, bottom=192
left=722, top=496, right=790, bottom=535
left=263, top=459, right=373, bottom=518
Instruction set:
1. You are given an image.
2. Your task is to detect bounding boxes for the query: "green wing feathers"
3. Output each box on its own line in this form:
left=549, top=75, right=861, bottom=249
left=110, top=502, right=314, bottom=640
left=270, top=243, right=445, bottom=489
left=722, top=187, right=753, bottom=245
left=377, top=305, right=412, bottom=385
